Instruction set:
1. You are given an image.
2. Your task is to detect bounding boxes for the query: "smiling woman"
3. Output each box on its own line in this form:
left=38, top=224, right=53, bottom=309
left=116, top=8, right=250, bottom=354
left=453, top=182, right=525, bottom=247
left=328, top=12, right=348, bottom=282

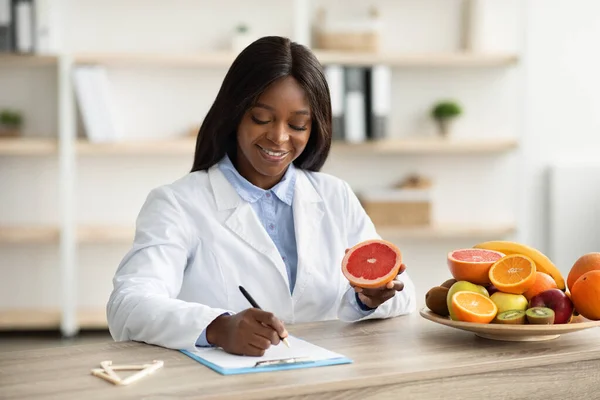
left=106, top=36, right=416, bottom=357
left=191, top=36, right=332, bottom=185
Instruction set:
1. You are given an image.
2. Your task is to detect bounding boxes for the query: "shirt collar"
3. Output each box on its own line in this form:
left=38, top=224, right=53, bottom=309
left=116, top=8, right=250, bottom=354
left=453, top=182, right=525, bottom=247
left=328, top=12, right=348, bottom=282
left=218, top=154, right=296, bottom=206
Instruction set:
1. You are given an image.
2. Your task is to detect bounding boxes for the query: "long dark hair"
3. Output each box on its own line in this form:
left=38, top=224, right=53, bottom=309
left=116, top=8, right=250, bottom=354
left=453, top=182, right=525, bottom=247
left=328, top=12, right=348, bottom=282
left=190, top=36, right=332, bottom=172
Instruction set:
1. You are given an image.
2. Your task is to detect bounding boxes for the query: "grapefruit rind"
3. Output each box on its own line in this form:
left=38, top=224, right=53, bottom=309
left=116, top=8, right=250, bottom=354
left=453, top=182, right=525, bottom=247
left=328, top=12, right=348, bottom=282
left=341, top=239, right=402, bottom=289
left=447, top=248, right=505, bottom=285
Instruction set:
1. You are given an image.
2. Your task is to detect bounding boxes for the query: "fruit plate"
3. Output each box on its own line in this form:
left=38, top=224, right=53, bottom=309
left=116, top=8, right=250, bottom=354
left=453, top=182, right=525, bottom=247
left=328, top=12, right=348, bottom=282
left=420, top=307, right=600, bottom=342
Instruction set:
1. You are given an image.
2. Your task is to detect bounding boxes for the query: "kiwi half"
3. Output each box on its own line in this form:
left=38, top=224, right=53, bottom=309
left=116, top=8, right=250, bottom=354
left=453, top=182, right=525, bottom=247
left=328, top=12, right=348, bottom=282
left=494, top=310, right=526, bottom=325
left=425, top=286, right=450, bottom=316
left=526, top=307, right=555, bottom=324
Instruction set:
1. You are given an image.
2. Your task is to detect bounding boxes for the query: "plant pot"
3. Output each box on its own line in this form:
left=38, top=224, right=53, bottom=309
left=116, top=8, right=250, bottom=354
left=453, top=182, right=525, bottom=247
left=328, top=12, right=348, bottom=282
left=435, top=118, right=452, bottom=138
left=0, top=126, right=21, bottom=137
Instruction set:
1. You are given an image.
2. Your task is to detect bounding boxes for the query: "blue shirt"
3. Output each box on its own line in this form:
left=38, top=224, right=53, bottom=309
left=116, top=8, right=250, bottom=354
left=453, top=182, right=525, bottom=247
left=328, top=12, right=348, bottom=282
left=196, top=155, right=374, bottom=347
left=219, top=154, right=299, bottom=292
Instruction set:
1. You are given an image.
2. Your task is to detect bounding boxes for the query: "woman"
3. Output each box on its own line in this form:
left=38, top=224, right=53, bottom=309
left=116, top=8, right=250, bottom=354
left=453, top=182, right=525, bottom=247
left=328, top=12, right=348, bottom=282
left=107, top=36, right=416, bottom=356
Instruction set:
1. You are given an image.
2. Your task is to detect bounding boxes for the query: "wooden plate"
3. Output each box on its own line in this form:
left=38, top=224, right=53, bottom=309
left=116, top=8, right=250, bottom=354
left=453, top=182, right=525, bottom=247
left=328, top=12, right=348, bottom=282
left=420, top=307, right=600, bottom=342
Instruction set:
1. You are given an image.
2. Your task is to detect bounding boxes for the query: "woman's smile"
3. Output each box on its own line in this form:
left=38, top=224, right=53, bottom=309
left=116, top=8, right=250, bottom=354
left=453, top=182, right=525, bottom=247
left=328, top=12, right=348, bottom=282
left=256, top=144, right=290, bottom=163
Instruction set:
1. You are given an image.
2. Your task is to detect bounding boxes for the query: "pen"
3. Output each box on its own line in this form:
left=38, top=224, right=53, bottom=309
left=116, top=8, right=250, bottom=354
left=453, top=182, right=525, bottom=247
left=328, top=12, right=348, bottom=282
left=238, top=285, right=290, bottom=348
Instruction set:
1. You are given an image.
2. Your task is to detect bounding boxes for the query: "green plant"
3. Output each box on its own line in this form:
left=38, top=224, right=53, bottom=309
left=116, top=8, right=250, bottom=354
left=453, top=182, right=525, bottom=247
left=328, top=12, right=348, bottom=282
left=0, top=109, right=23, bottom=129
left=431, top=101, right=462, bottom=121
left=430, top=101, right=462, bottom=136
left=235, top=23, right=249, bottom=34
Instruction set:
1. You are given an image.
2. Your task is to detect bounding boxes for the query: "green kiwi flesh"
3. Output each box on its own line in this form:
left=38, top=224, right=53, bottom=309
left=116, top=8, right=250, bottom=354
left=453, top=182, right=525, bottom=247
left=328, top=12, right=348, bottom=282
left=494, top=310, right=526, bottom=324
left=526, top=307, right=555, bottom=324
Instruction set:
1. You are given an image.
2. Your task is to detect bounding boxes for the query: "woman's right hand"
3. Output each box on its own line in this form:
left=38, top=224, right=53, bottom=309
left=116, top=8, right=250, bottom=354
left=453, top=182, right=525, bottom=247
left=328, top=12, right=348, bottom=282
left=205, top=308, right=288, bottom=356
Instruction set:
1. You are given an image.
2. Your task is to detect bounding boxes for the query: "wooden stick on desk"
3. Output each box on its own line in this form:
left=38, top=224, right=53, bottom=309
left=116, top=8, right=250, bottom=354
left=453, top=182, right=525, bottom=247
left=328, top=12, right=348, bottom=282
left=119, top=360, right=164, bottom=386
left=102, top=363, right=154, bottom=371
left=91, top=369, right=122, bottom=386
left=100, top=361, right=121, bottom=383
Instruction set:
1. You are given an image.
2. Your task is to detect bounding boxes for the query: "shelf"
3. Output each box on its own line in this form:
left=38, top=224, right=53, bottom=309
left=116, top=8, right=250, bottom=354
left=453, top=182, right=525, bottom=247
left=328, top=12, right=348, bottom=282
left=0, top=308, right=107, bottom=331
left=78, top=225, right=134, bottom=244
left=73, top=51, right=518, bottom=68
left=8, top=223, right=513, bottom=245
left=334, top=137, right=518, bottom=154
left=74, top=137, right=517, bottom=156
left=0, top=226, right=59, bottom=244
left=0, top=54, right=58, bottom=68
left=378, top=223, right=516, bottom=239
left=0, top=137, right=58, bottom=155
left=76, top=138, right=196, bottom=155
left=313, top=51, right=519, bottom=67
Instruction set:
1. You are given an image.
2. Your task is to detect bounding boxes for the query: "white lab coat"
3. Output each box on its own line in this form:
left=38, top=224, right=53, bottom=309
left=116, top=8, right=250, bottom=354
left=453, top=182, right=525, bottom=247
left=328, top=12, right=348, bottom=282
left=106, top=163, right=416, bottom=350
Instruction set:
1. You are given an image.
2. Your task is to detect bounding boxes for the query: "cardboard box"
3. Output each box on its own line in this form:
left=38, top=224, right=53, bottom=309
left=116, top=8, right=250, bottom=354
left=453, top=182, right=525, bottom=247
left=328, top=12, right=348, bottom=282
left=359, top=189, right=432, bottom=226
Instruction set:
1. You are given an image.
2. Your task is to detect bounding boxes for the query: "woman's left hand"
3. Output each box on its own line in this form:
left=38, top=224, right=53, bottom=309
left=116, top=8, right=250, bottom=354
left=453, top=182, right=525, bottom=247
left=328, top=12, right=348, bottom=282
left=344, top=248, right=407, bottom=309
left=352, top=263, right=407, bottom=309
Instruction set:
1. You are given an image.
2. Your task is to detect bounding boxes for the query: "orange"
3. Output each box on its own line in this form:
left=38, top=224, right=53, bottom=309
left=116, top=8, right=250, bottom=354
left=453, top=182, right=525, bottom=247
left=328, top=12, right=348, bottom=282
left=451, top=291, right=498, bottom=323
left=488, top=254, right=536, bottom=295
left=447, top=248, right=505, bottom=285
left=341, top=239, right=402, bottom=288
left=522, top=271, right=558, bottom=301
left=570, top=270, right=600, bottom=320
left=567, top=252, right=600, bottom=291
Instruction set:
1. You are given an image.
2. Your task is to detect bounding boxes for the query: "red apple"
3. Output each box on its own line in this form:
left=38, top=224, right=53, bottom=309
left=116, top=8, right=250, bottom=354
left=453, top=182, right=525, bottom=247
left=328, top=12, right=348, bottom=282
left=529, top=288, right=574, bottom=324
left=486, top=284, right=499, bottom=296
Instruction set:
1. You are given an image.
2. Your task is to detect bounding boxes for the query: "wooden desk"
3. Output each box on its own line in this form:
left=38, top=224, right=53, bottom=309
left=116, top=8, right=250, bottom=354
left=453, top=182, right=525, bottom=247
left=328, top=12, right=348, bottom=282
left=2, top=312, right=600, bottom=400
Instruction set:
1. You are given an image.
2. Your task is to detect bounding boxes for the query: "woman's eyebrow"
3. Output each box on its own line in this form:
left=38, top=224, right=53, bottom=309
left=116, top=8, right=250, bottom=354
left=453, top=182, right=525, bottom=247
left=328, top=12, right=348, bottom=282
left=254, top=102, right=310, bottom=115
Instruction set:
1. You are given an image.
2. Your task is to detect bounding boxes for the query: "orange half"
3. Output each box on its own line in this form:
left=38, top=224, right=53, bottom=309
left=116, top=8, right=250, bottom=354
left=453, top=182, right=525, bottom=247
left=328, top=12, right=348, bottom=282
left=488, top=254, right=537, bottom=295
left=451, top=291, right=498, bottom=324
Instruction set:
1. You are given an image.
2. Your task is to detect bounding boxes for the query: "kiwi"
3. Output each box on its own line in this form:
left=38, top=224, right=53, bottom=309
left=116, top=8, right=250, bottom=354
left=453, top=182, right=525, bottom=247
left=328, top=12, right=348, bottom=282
left=493, top=310, right=526, bottom=325
left=526, top=307, right=555, bottom=324
left=425, top=286, right=450, bottom=316
left=440, top=278, right=457, bottom=289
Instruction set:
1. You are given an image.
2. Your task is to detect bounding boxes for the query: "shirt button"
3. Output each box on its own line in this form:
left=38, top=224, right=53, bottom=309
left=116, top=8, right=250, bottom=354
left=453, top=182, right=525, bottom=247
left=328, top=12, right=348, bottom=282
left=269, top=224, right=275, bottom=230
left=266, top=192, right=271, bottom=198
left=282, top=256, right=286, bottom=261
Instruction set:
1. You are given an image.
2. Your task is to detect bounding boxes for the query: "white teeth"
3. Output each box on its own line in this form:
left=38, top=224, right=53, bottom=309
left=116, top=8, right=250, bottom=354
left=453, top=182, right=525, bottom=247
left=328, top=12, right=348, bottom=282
left=260, top=147, right=287, bottom=157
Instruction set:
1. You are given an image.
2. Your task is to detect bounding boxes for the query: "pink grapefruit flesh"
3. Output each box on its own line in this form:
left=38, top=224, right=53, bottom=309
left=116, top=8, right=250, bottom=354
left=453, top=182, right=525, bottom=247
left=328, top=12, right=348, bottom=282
left=447, top=248, right=505, bottom=285
left=342, top=239, right=403, bottom=288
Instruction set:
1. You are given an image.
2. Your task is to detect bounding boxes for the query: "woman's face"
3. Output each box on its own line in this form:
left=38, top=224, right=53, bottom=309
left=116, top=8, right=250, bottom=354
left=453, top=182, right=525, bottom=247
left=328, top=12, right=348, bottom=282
left=236, top=76, right=312, bottom=189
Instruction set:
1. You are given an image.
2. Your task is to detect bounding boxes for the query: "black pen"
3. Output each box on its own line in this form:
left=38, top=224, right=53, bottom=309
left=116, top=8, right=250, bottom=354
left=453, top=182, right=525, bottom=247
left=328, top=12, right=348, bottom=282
left=238, top=285, right=290, bottom=348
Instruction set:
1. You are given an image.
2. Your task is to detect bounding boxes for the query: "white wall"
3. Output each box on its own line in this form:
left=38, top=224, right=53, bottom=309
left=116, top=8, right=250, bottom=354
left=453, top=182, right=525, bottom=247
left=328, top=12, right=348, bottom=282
left=0, top=0, right=538, bottom=315
left=520, top=0, right=600, bottom=278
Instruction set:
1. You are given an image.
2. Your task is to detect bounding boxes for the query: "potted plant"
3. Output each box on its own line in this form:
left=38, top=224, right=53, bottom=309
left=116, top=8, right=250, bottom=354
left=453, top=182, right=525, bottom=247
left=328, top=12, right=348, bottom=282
left=0, top=109, right=23, bottom=137
left=231, top=23, right=253, bottom=53
left=431, top=101, right=462, bottom=137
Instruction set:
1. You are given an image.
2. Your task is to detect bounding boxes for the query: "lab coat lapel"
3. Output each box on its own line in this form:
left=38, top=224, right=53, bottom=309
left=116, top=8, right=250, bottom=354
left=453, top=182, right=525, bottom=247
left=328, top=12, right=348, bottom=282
left=291, top=171, right=324, bottom=305
left=208, top=165, right=291, bottom=290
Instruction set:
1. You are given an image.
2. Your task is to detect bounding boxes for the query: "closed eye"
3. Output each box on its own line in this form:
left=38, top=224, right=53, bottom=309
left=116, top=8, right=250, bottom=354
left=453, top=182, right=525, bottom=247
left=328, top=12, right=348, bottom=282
left=251, top=116, right=269, bottom=125
left=289, top=124, right=307, bottom=131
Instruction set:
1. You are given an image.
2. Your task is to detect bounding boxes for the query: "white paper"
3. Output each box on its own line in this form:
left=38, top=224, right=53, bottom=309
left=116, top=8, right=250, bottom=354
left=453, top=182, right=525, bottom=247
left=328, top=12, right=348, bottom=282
left=186, top=336, right=346, bottom=370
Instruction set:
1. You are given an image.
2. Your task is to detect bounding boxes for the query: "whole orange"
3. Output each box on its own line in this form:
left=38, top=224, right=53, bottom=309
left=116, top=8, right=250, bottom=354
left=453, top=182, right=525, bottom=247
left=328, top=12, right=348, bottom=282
left=523, top=271, right=558, bottom=301
left=570, top=270, right=600, bottom=320
left=567, top=252, right=600, bottom=291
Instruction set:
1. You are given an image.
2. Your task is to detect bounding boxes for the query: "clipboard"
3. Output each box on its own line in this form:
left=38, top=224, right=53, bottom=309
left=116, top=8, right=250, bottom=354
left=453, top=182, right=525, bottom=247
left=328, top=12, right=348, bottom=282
left=180, top=335, right=352, bottom=375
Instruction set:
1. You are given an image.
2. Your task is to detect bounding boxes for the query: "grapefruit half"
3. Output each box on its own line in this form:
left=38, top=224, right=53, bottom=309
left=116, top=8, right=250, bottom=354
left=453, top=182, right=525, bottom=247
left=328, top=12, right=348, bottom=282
left=447, top=248, right=505, bottom=285
left=341, top=239, right=403, bottom=288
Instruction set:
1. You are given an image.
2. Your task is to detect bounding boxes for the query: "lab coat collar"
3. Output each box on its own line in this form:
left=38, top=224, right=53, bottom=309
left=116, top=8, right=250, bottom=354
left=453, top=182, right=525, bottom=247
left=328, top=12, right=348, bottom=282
left=208, top=159, right=320, bottom=210
left=217, top=154, right=296, bottom=206
left=208, top=161, right=324, bottom=298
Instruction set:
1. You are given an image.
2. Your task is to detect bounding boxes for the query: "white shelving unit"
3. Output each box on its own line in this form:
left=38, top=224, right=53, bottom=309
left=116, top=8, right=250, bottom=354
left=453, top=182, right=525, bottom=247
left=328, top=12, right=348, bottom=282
left=0, top=1, right=524, bottom=334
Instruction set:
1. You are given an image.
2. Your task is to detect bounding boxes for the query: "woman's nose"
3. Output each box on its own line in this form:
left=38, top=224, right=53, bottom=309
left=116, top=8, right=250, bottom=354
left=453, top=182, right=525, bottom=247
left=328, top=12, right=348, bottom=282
left=266, top=122, right=290, bottom=145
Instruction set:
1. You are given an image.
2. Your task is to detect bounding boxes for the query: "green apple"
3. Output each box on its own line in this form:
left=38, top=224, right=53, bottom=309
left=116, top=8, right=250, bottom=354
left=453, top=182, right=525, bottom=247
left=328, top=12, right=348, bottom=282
left=490, top=292, right=528, bottom=314
left=447, top=281, right=490, bottom=320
